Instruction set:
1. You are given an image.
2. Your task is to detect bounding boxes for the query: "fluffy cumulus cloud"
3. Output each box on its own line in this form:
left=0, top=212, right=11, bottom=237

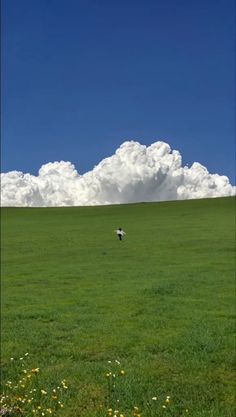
left=1, top=141, right=235, bottom=207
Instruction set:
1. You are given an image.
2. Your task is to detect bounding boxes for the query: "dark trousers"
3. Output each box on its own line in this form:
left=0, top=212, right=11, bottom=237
left=118, top=234, right=122, bottom=240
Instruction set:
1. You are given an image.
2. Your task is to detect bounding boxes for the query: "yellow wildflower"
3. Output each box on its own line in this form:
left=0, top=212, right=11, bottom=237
left=31, top=368, right=40, bottom=374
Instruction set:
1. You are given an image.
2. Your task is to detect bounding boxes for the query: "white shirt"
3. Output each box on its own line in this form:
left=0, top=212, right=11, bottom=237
left=116, top=229, right=126, bottom=236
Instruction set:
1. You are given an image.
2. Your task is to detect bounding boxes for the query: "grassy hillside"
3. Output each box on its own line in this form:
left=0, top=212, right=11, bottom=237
left=1, top=197, right=235, bottom=417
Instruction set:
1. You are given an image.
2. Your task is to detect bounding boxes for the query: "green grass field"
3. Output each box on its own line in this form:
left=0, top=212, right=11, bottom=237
left=1, top=197, right=235, bottom=417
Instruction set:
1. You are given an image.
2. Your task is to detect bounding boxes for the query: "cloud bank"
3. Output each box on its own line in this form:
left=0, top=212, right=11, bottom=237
left=1, top=141, right=235, bottom=207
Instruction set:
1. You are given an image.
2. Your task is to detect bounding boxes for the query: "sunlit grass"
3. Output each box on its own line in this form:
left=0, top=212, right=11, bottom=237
left=1, top=197, right=235, bottom=416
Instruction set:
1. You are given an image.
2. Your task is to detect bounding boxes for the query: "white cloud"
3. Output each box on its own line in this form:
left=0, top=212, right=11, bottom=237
left=1, top=140, right=235, bottom=207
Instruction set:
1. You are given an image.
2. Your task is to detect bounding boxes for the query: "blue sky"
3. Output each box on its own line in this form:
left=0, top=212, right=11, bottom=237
left=2, top=0, right=235, bottom=183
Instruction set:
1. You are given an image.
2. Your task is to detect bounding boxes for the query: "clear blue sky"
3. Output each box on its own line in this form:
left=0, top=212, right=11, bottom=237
left=2, top=0, right=235, bottom=183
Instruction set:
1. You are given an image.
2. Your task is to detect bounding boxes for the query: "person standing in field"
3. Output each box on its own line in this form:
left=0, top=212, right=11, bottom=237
left=115, top=227, right=126, bottom=241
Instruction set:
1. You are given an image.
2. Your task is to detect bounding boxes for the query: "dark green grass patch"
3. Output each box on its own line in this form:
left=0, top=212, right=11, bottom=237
left=1, top=197, right=235, bottom=416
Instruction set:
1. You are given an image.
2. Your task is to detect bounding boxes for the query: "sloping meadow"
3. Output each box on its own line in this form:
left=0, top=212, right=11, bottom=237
left=1, top=197, right=235, bottom=417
